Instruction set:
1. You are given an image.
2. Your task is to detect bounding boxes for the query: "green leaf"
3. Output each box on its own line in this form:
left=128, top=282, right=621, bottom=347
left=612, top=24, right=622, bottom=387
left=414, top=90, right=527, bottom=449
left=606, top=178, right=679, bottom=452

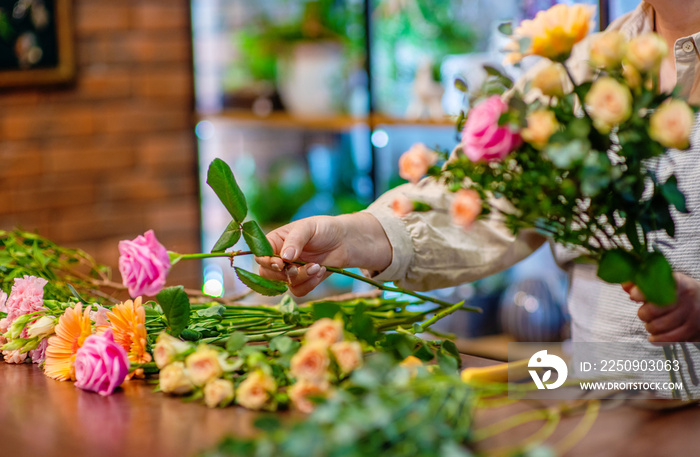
left=661, top=175, right=688, bottom=213
left=211, top=220, right=242, bottom=253
left=67, top=284, right=86, bottom=303
left=453, top=77, right=468, bottom=93
left=226, top=331, right=249, bottom=352
left=350, top=304, right=377, bottom=344
left=196, top=304, right=225, bottom=318
left=597, top=249, right=636, bottom=284
left=279, top=295, right=300, bottom=325
left=181, top=328, right=202, bottom=341
left=270, top=335, right=299, bottom=356
left=437, top=347, right=459, bottom=374
left=497, top=22, right=513, bottom=36
left=156, top=286, right=191, bottom=337
left=312, top=302, right=341, bottom=320
left=206, top=158, right=248, bottom=222
left=234, top=267, right=287, bottom=296
left=634, top=252, right=677, bottom=306
left=241, top=220, right=274, bottom=257
left=254, top=416, right=281, bottom=432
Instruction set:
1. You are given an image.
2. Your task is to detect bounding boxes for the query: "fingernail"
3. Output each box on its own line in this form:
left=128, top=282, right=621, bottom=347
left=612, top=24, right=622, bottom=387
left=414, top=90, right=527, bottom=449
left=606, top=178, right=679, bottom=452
left=317, top=266, right=326, bottom=278
left=306, top=263, right=320, bottom=275
left=271, top=264, right=281, bottom=272
left=287, top=266, right=298, bottom=277
left=282, top=247, right=296, bottom=261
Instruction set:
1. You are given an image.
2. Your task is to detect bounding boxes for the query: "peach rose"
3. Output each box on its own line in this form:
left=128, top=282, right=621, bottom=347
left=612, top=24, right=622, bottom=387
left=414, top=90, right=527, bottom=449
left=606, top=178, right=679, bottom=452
left=626, top=32, right=667, bottom=73
left=507, top=4, right=594, bottom=63
left=330, top=341, right=363, bottom=374
left=584, top=76, right=633, bottom=133
left=649, top=99, right=696, bottom=150
left=185, top=344, right=223, bottom=387
left=236, top=370, right=276, bottom=410
left=521, top=110, right=559, bottom=149
left=589, top=31, right=627, bottom=69
left=623, top=64, right=642, bottom=90
left=305, top=318, right=343, bottom=346
left=290, top=341, right=330, bottom=383
left=159, top=361, right=195, bottom=395
left=450, top=189, right=482, bottom=229
left=392, top=195, right=414, bottom=217
left=398, top=143, right=438, bottom=184
left=154, top=332, right=192, bottom=369
left=204, top=378, right=235, bottom=408
left=288, top=380, right=330, bottom=414
left=531, top=62, right=567, bottom=98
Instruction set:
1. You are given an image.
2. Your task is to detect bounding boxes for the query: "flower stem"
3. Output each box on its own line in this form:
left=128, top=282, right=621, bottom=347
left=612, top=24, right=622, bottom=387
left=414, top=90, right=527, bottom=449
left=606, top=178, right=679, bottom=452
left=409, top=300, right=469, bottom=334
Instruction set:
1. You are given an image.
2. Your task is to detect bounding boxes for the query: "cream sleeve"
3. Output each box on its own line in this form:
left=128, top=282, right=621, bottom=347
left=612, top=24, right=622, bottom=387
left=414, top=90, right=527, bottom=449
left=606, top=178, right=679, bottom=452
left=363, top=178, right=546, bottom=291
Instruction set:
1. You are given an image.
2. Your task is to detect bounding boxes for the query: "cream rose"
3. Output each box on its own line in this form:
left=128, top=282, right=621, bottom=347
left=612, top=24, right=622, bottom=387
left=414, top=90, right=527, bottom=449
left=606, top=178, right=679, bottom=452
left=398, top=143, right=438, bottom=183
left=236, top=370, right=276, bottom=410
left=159, top=361, right=195, bottom=395
left=204, top=378, right=235, bottom=408
left=649, top=99, right=696, bottom=150
left=185, top=344, right=223, bottom=386
left=305, top=318, right=343, bottom=346
left=531, top=62, right=567, bottom=98
left=290, top=341, right=330, bottom=383
left=330, top=341, right=363, bottom=374
left=154, top=332, right=192, bottom=369
left=584, top=76, right=633, bottom=133
left=626, top=32, right=667, bottom=73
left=521, top=110, right=559, bottom=149
left=589, top=31, right=627, bottom=69
left=288, top=380, right=330, bottom=414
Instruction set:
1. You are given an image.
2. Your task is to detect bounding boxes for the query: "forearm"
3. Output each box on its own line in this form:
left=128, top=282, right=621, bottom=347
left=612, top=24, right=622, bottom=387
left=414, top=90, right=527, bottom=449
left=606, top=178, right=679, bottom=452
left=337, top=212, right=392, bottom=273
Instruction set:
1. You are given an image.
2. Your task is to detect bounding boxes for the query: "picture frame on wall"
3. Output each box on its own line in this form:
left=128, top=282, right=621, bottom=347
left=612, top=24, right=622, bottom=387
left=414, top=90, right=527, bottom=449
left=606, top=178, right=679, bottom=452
left=0, top=0, right=75, bottom=88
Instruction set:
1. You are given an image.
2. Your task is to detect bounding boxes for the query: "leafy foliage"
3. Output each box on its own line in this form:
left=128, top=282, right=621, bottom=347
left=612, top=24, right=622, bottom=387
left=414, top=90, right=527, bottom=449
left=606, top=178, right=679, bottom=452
left=156, top=286, right=191, bottom=337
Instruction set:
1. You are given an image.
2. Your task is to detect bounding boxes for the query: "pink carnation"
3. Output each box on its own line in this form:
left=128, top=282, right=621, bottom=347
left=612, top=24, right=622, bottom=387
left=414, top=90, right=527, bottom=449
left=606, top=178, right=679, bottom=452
left=118, top=230, right=171, bottom=298
left=3, top=349, right=27, bottom=364
left=461, top=96, right=521, bottom=162
left=29, top=338, right=48, bottom=365
left=4, top=276, right=48, bottom=334
left=0, top=290, right=7, bottom=312
left=75, top=329, right=130, bottom=396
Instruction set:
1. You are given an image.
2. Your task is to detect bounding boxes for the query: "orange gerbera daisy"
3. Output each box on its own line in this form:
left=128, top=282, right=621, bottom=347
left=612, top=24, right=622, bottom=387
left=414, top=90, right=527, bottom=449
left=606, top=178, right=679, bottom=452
left=107, top=297, right=152, bottom=366
left=44, top=304, right=93, bottom=381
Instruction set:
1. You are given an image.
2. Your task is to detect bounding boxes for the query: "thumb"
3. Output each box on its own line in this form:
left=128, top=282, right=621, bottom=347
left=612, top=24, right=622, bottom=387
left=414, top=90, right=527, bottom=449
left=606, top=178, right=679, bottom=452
left=280, top=220, right=316, bottom=262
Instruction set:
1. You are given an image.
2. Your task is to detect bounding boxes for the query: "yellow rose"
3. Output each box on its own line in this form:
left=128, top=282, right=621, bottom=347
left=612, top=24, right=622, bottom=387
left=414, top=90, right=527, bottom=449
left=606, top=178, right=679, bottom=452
left=330, top=341, right=363, bottom=374
left=584, top=77, right=633, bottom=133
left=290, top=341, right=330, bottom=383
left=203, top=378, right=235, bottom=408
left=185, top=344, right=223, bottom=387
left=626, top=32, right=667, bottom=73
left=159, top=361, right=195, bottom=395
left=154, top=332, right=192, bottom=369
left=236, top=370, right=276, bottom=410
left=521, top=110, right=559, bottom=149
left=305, top=318, right=344, bottom=346
left=399, top=355, right=424, bottom=377
left=531, top=62, right=567, bottom=98
left=649, top=99, right=696, bottom=150
left=508, top=4, right=594, bottom=62
left=589, top=31, right=627, bottom=69
left=288, top=380, right=330, bottom=414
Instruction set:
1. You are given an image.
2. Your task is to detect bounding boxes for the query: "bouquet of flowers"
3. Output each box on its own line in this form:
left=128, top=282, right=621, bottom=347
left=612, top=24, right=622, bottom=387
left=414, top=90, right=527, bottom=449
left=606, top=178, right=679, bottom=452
left=399, top=4, right=697, bottom=306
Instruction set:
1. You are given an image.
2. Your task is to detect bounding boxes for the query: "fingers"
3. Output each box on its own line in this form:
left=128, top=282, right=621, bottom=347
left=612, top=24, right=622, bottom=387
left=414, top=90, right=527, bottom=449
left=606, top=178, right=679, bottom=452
left=643, top=304, right=690, bottom=335
left=256, top=262, right=328, bottom=296
left=626, top=284, right=646, bottom=302
left=280, top=221, right=316, bottom=262
left=289, top=268, right=329, bottom=297
left=637, top=301, right=676, bottom=322
left=648, top=323, right=696, bottom=344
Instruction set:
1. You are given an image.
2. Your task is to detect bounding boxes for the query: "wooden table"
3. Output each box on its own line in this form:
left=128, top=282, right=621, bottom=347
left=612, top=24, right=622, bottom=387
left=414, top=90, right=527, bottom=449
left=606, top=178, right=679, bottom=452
left=1, top=355, right=699, bottom=457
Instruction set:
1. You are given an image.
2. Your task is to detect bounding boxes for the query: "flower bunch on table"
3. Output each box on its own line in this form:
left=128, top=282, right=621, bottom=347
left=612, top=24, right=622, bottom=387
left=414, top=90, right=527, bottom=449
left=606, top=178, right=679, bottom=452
left=396, top=3, right=697, bottom=306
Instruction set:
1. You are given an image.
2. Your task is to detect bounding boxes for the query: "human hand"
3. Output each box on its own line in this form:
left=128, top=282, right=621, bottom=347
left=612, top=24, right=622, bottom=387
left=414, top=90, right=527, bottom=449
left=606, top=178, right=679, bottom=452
left=256, top=213, right=392, bottom=297
left=623, top=273, right=700, bottom=343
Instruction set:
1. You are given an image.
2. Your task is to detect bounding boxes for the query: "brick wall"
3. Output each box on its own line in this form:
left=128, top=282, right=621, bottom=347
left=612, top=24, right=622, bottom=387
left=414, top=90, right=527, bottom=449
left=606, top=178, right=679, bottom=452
left=0, top=0, right=201, bottom=289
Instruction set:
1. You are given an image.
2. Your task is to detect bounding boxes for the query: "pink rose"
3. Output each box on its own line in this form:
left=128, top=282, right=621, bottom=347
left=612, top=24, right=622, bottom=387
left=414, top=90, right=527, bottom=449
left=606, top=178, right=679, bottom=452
left=74, top=329, right=130, bottom=396
left=461, top=96, right=521, bottom=162
left=450, top=189, right=482, bottom=228
left=398, top=143, right=438, bottom=184
left=118, top=230, right=171, bottom=297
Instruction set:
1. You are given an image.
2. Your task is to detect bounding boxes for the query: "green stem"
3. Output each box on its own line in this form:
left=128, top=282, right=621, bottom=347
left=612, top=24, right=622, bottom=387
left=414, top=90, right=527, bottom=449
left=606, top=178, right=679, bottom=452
left=410, top=300, right=468, bottom=334
left=174, top=250, right=252, bottom=262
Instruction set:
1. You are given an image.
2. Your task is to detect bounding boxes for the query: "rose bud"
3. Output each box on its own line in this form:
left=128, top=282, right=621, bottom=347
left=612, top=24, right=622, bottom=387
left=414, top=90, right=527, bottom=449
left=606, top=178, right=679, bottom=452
left=159, top=361, right=195, bottom=395
left=236, top=370, right=276, bottom=410
left=288, top=380, right=330, bottom=414
left=185, top=344, right=223, bottom=387
left=649, top=99, right=696, bottom=150
left=203, top=378, right=235, bottom=408
left=290, top=341, right=331, bottom=383
left=589, top=31, right=627, bottom=69
left=450, top=189, right=482, bottom=229
left=330, top=341, right=363, bottom=374
left=584, top=76, right=633, bottom=133
left=154, top=332, right=192, bottom=369
left=521, top=110, right=559, bottom=149
left=398, top=143, right=438, bottom=184
left=626, top=32, right=668, bottom=73
left=305, top=318, right=343, bottom=346
left=531, top=62, right=567, bottom=98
